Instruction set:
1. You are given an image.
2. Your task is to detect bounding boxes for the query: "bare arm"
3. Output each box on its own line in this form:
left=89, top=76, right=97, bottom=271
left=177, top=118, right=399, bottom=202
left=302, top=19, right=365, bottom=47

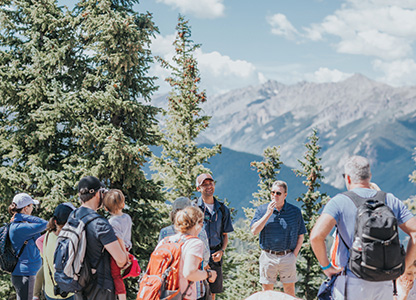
left=183, top=254, right=217, bottom=283
left=104, top=240, right=128, bottom=268
left=310, top=213, right=341, bottom=278
left=293, top=234, right=304, bottom=257
left=399, top=217, right=416, bottom=270
left=251, top=202, right=275, bottom=235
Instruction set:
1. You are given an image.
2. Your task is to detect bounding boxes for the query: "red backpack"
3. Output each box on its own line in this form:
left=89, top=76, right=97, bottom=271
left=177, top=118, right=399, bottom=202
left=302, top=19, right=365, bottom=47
left=137, top=235, right=196, bottom=300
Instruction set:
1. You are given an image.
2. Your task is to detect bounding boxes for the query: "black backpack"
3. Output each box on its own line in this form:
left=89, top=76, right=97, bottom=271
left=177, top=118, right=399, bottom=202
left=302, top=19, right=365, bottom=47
left=341, top=191, right=405, bottom=281
left=0, top=223, right=28, bottom=274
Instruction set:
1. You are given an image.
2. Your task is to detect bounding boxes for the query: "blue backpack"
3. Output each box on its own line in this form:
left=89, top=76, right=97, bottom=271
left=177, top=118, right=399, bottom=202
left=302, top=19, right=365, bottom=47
left=53, top=210, right=101, bottom=294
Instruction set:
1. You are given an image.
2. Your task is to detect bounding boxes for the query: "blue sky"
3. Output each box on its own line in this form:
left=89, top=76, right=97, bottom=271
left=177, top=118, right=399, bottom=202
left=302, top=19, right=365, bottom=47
left=66, top=0, right=416, bottom=96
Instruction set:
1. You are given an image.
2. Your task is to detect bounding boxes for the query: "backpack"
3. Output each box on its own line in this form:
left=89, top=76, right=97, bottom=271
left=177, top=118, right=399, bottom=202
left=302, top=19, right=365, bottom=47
left=0, top=223, right=28, bottom=274
left=136, top=235, right=196, bottom=300
left=341, top=191, right=405, bottom=281
left=53, top=210, right=101, bottom=293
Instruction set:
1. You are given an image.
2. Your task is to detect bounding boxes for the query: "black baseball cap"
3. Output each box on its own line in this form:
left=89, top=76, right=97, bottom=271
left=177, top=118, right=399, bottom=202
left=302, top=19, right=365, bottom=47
left=53, top=203, right=76, bottom=225
left=78, top=176, right=104, bottom=194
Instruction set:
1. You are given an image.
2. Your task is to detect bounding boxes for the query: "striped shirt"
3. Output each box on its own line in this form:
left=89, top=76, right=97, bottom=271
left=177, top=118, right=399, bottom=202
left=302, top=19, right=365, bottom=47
left=251, top=201, right=306, bottom=251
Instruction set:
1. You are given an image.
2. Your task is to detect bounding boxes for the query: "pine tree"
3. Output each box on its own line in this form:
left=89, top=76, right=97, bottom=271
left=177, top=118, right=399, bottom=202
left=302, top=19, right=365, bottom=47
left=222, top=146, right=283, bottom=300
left=294, top=129, right=330, bottom=300
left=1, top=1, right=165, bottom=297
left=150, top=15, right=221, bottom=202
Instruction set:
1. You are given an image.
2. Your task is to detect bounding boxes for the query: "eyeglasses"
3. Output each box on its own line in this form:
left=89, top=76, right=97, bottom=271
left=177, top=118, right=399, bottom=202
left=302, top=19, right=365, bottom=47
left=271, top=191, right=282, bottom=196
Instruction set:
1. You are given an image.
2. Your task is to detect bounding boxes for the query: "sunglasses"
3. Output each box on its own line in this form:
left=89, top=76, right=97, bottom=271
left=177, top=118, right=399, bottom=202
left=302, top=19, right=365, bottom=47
left=271, top=191, right=282, bottom=196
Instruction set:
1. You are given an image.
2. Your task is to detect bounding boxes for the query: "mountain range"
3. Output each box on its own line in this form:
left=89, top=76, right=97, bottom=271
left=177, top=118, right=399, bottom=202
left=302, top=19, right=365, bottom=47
left=151, top=74, right=416, bottom=217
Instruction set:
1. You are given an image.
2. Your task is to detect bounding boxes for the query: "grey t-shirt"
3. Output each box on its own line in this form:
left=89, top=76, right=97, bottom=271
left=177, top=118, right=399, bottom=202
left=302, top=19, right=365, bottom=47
left=109, top=213, right=132, bottom=250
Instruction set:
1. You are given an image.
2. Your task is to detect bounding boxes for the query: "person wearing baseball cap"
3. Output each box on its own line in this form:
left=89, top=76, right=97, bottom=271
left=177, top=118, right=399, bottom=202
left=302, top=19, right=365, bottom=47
left=8, top=193, right=48, bottom=300
left=73, top=176, right=128, bottom=300
left=195, top=173, right=234, bottom=300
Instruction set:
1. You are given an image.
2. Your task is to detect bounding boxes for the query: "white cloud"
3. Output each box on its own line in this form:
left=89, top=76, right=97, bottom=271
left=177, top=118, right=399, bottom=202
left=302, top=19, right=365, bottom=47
left=304, top=1, right=416, bottom=60
left=373, top=59, right=416, bottom=86
left=306, top=68, right=353, bottom=83
left=149, top=34, right=265, bottom=95
left=156, top=0, right=225, bottom=19
left=267, top=13, right=299, bottom=39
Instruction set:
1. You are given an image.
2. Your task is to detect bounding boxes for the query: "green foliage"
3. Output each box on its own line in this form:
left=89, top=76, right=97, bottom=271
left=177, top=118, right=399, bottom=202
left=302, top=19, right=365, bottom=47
left=221, top=146, right=282, bottom=300
left=0, top=0, right=165, bottom=297
left=150, top=15, right=221, bottom=201
left=294, top=129, right=330, bottom=300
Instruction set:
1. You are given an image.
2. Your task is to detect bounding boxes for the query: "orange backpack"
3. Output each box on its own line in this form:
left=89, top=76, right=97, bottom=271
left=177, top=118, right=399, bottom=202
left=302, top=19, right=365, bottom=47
left=137, top=235, right=196, bottom=300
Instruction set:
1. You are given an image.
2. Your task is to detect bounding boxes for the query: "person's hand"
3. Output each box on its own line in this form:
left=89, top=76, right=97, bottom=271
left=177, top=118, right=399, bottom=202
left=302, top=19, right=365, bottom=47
left=207, top=269, right=217, bottom=283
left=266, top=201, right=277, bottom=215
left=398, top=273, right=414, bottom=294
left=211, top=250, right=223, bottom=262
left=324, top=266, right=343, bottom=278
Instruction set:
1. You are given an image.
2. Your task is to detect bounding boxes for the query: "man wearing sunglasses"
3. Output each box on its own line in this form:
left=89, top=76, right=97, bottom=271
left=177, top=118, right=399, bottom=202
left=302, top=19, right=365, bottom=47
left=196, top=173, right=234, bottom=300
left=250, top=180, right=306, bottom=297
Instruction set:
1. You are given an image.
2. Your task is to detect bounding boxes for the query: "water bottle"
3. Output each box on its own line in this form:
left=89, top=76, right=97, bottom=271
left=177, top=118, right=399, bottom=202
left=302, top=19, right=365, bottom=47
left=352, top=237, right=363, bottom=252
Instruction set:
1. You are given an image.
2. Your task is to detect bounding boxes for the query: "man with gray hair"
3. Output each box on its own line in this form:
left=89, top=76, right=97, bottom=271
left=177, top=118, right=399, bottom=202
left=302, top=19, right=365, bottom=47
left=311, top=155, right=416, bottom=300
left=250, top=180, right=306, bottom=297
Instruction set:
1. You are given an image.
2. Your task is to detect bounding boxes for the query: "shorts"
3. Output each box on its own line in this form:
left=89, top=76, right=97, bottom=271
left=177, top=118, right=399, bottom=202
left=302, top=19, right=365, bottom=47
left=259, top=250, right=297, bottom=285
left=333, top=273, right=394, bottom=300
left=208, top=260, right=223, bottom=294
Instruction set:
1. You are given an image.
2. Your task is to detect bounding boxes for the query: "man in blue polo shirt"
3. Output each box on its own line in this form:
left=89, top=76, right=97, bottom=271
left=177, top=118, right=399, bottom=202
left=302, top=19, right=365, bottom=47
left=251, top=180, right=306, bottom=297
left=196, top=173, right=234, bottom=300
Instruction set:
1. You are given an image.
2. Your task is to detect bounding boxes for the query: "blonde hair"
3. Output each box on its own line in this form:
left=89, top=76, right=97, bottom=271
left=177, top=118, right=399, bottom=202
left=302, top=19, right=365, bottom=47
left=174, top=206, right=203, bottom=234
left=103, top=189, right=125, bottom=213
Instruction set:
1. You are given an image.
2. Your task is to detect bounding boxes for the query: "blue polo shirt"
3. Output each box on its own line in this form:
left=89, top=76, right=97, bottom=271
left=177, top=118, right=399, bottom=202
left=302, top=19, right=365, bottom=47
left=251, top=201, right=306, bottom=252
left=197, top=197, right=234, bottom=251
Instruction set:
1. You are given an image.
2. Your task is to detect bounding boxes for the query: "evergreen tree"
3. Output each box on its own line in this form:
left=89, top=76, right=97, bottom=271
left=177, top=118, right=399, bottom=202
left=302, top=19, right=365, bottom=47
left=404, top=147, right=416, bottom=213
left=0, top=0, right=79, bottom=215
left=222, top=147, right=282, bottom=300
left=150, top=15, right=221, bottom=202
left=294, top=129, right=330, bottom=300
left=1, top=0, right=165, bottom=297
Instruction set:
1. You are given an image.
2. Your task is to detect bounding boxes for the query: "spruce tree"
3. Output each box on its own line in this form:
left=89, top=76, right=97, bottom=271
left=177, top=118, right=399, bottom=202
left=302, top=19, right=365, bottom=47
left=1, top=1, right=165, bottom=297
left=150, top=15, right=221, bottom=202
left=222, top=146, right=282, bottom=300
left=294, top=129, right=330, bottom=300
left=0, top=0, right=79, bottom=214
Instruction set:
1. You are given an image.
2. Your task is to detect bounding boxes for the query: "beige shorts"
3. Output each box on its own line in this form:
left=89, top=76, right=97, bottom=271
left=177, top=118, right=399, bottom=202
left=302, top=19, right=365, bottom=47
left=259, top=250, right=297, bottom=284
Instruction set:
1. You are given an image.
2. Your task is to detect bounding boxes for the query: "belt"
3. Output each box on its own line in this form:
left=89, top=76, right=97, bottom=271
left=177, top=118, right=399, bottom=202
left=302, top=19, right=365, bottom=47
left=263, top=249, right=292, bottom=256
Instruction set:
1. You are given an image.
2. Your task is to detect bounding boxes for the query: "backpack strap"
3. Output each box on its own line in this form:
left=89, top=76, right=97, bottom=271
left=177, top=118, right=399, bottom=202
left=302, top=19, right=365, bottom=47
left=7, top=223, right=30, bottom=259
left=342, top=190, right=386, bottom=208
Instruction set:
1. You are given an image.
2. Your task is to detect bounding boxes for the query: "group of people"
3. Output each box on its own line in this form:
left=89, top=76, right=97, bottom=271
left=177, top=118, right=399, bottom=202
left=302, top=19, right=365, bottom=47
left=6, top=155, right=416, bottom=300
left=7, top=176, right=133, bottom=300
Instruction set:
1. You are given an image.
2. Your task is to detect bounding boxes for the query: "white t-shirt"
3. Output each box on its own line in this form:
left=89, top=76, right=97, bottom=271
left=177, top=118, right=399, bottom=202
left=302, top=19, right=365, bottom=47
left=205, top=203, right=215, bottom=214
left=159, top=233, right=203, bottom=300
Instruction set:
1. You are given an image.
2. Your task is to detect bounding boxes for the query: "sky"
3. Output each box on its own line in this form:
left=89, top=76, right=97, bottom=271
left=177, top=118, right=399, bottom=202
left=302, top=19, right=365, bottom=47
left=66, top=0, right=416, bottom=97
